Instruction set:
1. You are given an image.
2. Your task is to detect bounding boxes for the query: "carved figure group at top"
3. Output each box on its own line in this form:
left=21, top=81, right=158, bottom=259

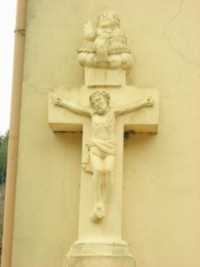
left=78, top=11, right=133, bottom=70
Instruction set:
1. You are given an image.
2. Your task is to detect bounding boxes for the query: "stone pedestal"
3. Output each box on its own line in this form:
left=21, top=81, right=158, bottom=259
left=64, top=242, right=135, bottom=267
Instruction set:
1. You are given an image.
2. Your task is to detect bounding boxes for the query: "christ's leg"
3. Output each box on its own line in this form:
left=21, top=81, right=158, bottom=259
left=103, top=155, right=115, bottom=203
left=89, top=152, right=105, bottom=221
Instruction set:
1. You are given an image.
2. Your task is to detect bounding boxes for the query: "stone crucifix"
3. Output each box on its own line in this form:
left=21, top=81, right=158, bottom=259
left=53, top=91, right=153, bottom=222
left=48, top=11, right=159, bottom=267
left=49, top=85, right=158, bottom=266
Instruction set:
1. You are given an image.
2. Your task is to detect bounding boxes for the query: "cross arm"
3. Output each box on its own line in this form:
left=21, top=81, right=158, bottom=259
left=114, top=96, right=153, bottom=117
left=53, top=94, right=91, bottom=117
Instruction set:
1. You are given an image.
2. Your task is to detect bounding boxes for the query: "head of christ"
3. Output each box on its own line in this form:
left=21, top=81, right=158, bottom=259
left=89, top=91, right=110, bottom=115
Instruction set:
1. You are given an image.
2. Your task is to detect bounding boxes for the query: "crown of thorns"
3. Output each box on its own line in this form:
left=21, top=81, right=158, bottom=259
left=89, top=91, right=110, bottom=107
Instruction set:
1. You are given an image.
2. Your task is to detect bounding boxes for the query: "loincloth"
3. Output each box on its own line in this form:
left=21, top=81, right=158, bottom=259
left=82, top=139, right=116, bottom=173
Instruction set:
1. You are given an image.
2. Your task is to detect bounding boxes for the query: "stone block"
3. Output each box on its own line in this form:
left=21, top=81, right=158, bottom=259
left=84, top=67, right=126, bottom=87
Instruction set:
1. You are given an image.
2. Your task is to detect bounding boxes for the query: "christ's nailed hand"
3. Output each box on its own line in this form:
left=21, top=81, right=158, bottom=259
left=52, top=94, right=63, bottom=106
left=145, top=97, right=154, bottom=107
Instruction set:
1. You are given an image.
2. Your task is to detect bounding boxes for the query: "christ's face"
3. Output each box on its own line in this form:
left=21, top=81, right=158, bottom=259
left=92, top=95, right=108, bottom=115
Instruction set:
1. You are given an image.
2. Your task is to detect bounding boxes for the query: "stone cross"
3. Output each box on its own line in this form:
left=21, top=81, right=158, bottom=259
left=48, top=11, right=159, bottom=267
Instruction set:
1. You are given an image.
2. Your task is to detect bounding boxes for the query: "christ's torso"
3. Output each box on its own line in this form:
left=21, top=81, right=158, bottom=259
left=91, top=109, right=115, bottom=141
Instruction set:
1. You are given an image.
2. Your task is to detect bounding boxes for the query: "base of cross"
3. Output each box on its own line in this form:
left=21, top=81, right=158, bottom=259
left=64, top=241, right=135, bottom=267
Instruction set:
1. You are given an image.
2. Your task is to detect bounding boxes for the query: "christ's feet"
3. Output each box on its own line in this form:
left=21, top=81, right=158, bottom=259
left=91, top=202, right=105, bottom=222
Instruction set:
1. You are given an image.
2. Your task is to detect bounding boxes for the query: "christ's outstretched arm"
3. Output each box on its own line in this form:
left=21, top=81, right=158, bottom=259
left=114, top=97, right=153, bottom=117
left=53, top=95, right=91, bottom=117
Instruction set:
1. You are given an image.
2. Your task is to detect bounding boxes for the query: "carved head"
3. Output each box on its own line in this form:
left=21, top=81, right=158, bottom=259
left=97, top=11, right=120, bottom=29
left=90, top=91, right=110, bottom=114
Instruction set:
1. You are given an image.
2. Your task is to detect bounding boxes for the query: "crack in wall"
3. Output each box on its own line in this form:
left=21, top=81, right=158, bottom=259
left=164, top=0, right=200, bottom=69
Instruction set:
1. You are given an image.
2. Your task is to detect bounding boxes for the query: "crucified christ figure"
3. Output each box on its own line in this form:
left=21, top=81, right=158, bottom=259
left=54, top=91, right=153, bottom=222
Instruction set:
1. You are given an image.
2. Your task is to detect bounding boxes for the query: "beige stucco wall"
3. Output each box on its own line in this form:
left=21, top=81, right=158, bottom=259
left=12, top=0, right=200, bottom=266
